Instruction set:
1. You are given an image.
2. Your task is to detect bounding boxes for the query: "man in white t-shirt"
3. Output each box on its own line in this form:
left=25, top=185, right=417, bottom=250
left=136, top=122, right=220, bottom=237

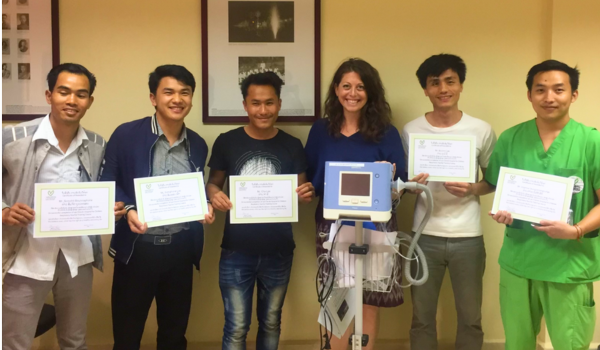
left=401, top=54, right=497, bottom=350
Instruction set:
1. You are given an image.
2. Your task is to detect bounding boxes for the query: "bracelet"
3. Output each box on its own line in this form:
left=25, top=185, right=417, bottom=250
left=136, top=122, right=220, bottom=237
left=123, top=205, right=136, bottom=219
left=574, top=224, right=583, bottom=241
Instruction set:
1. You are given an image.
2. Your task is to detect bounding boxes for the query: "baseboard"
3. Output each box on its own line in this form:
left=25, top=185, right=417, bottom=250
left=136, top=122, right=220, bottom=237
left=537, top=340, right=600, bottom=350
left=42, top=339, right=600, bottom=350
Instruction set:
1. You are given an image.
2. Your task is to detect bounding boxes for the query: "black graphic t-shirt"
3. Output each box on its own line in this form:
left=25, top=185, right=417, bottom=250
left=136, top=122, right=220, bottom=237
left=208, top=127, right=307, bottom=255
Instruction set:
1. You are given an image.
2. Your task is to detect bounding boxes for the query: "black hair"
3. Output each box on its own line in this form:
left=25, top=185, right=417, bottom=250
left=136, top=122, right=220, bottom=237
left=240, top=72, right=284, bottom=99
left=416, top=54, right=466, bottom=89
left=47, top=63, right=97, bottom=95
left=526, top=59, right=579, bottom=92
left=148, top=65, right=196, bottom=95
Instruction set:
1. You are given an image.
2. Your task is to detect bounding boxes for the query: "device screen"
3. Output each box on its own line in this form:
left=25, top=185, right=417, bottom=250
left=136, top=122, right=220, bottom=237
left=341, top=173, right=371, bottom=196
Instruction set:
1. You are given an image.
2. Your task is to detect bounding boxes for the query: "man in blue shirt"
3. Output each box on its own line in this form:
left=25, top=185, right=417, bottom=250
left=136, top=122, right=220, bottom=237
left=100, top=65, right=214, bottom=350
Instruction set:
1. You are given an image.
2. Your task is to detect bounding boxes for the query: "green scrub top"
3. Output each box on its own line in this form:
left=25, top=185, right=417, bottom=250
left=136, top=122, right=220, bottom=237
left=486, top=118, right=600, bottom=283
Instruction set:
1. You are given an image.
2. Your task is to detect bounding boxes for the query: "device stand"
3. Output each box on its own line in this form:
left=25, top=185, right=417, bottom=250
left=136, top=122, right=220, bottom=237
left=349, top=221, right=369, bottom=349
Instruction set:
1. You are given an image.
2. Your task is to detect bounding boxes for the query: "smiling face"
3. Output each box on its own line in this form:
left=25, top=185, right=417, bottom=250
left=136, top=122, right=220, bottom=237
left=243, top=84, right=281, bottom=130
left=424, top=69, right=463, bottom=110
left=335, top=71, right=367, bottom=115
left=45, top=72, right=94, bottom=126
left=527, top=70, right=577, bottom=123
left=150, top=76, right=193, bottom=123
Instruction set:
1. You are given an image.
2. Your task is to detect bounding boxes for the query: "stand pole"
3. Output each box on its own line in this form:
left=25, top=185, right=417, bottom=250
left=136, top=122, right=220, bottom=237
left=352, top=221, right=364, bottom=350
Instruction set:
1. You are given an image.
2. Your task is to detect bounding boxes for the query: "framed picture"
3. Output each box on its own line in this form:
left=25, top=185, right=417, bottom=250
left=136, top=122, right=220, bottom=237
left=2, top=0, right=59, bottom=122
left=201, top=0, right=321, bottom=124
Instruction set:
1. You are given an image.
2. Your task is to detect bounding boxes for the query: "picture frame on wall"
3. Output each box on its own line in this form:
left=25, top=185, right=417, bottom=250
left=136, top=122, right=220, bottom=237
left=201, top=0, right=321, bottom=124
left=2, top=0, right=59, bottom=122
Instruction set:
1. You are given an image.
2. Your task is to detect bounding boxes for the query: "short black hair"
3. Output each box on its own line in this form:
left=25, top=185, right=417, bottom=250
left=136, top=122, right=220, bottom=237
left=416, top=54, right=467, bottom=89
left=526, top=60, right=580, bottom=92
left=240, top=72, right=283, bottom=100
left=148, top=65, right=196, bottom=95
left=47, top=63, right=97, bottom=95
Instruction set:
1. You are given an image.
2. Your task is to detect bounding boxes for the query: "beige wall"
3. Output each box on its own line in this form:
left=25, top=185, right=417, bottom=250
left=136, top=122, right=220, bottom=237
left=11, top=0, right=598, bottom=348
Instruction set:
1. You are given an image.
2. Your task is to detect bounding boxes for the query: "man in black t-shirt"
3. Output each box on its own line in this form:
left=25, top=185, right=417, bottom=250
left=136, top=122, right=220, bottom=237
left=207, top=72, right=314, bottom=350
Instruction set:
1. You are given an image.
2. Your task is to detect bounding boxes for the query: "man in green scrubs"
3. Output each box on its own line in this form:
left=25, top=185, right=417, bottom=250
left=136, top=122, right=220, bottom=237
left=486, top=60, right=600, bottom=350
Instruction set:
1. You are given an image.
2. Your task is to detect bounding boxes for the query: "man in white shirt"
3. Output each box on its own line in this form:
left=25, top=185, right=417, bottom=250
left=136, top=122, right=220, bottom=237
left=2, top=63, right=124, bottom=350
left=401, top=54, right=497, bottom=350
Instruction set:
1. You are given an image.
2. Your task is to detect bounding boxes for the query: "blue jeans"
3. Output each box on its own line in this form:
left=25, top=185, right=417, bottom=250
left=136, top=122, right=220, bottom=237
left=219, top=249, right=293, bottom=350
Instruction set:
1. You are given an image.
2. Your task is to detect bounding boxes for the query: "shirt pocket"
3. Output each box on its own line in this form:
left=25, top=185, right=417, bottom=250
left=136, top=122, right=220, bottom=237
left=557, top=167, right=580, bottom=178
left=557, top=166, right=585, bottom=195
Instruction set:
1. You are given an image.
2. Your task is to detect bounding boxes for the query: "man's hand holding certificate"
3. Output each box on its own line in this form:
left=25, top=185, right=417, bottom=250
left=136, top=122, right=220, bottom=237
left=408, top=134, right=477, bottom=183
left=490, top=167, right=574, bottom=225
left=229, top=175, right=299, bottom=224
left=33, top=182, right=116, bottom=238
left=133, top=173, right=209, bottom=229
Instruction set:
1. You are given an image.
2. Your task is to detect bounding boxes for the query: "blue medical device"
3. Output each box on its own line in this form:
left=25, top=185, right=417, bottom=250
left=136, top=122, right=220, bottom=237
left=323, top=162, right=393, bottom=222
left=319, top=161, right=433, bottom=350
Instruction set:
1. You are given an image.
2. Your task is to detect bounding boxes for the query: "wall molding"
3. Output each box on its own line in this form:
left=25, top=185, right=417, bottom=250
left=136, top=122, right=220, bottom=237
left=60, top=340, right=600, bottom=350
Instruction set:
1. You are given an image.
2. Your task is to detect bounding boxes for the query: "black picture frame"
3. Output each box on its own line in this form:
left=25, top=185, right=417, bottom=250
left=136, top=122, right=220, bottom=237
left=201, top=0, right=321, bottom=124
left=2, top=0, right=59, bottom=122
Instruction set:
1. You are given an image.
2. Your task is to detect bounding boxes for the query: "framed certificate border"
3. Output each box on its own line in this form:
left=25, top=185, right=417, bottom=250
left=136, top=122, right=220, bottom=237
left=2, top=0, right=60, bottom=121
left=34, top=181, right=115, bottom=238
left=408, top=133, right=477, bottom=183
left=133, top=173, right=208, bottom=228
left=491, top=167, right=574, bottom=224
left=201, top=0, right=321, bottom=124
left=229, top=174, right=298, bottom=224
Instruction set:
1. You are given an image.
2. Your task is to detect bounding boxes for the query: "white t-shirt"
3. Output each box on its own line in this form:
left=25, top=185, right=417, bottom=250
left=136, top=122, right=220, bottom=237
left=401, top=113, right=497, bottom=237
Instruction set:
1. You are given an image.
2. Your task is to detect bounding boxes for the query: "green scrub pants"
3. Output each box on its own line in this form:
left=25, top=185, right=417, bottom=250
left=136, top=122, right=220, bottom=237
left=500, top=268, right=596, bottom=350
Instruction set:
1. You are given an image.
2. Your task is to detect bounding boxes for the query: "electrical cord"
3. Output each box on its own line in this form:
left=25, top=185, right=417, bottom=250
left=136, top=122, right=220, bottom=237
left=317, top=256, right=334, bottom=349
left=316, top=222, right=343, bottom=350
left=316, top=178, right=434, bottom=345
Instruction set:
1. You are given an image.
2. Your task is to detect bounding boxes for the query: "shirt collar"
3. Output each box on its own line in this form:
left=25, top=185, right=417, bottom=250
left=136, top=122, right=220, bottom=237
left=32, top=114, right=89, bottom=151
left=155, top=114, right=188, bottom=146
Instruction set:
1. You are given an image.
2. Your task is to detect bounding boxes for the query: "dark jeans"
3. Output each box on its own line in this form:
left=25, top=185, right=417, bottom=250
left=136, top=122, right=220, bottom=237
left=219, top=249, right=293, bottom=350
left=112, top=230, right=194, bottom=350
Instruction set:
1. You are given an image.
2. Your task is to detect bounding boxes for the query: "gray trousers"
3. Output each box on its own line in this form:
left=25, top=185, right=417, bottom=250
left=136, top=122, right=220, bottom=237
left=2, top=251, right=93, bottom=350
left=410, top=234, right=486, bottom=350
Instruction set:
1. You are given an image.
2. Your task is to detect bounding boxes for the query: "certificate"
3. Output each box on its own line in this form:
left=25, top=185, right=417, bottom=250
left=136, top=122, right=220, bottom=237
left=491, top=167, right=574, bottom=224
left=134, top=173, right=208, bottom=228
left=34, top=182, right=115, bottom=238
left=229, top=175, right=298, bottom=224
left=408, top=134, right=477, bottom=183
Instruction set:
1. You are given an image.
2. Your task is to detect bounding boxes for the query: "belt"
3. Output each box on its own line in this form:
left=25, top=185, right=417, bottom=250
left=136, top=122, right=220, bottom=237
left=137, top=234, right=174, bottom=245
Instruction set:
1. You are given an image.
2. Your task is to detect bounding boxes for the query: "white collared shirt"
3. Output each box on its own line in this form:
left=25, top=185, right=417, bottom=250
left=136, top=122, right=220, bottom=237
left=8, top=115, right=95, bottom=281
